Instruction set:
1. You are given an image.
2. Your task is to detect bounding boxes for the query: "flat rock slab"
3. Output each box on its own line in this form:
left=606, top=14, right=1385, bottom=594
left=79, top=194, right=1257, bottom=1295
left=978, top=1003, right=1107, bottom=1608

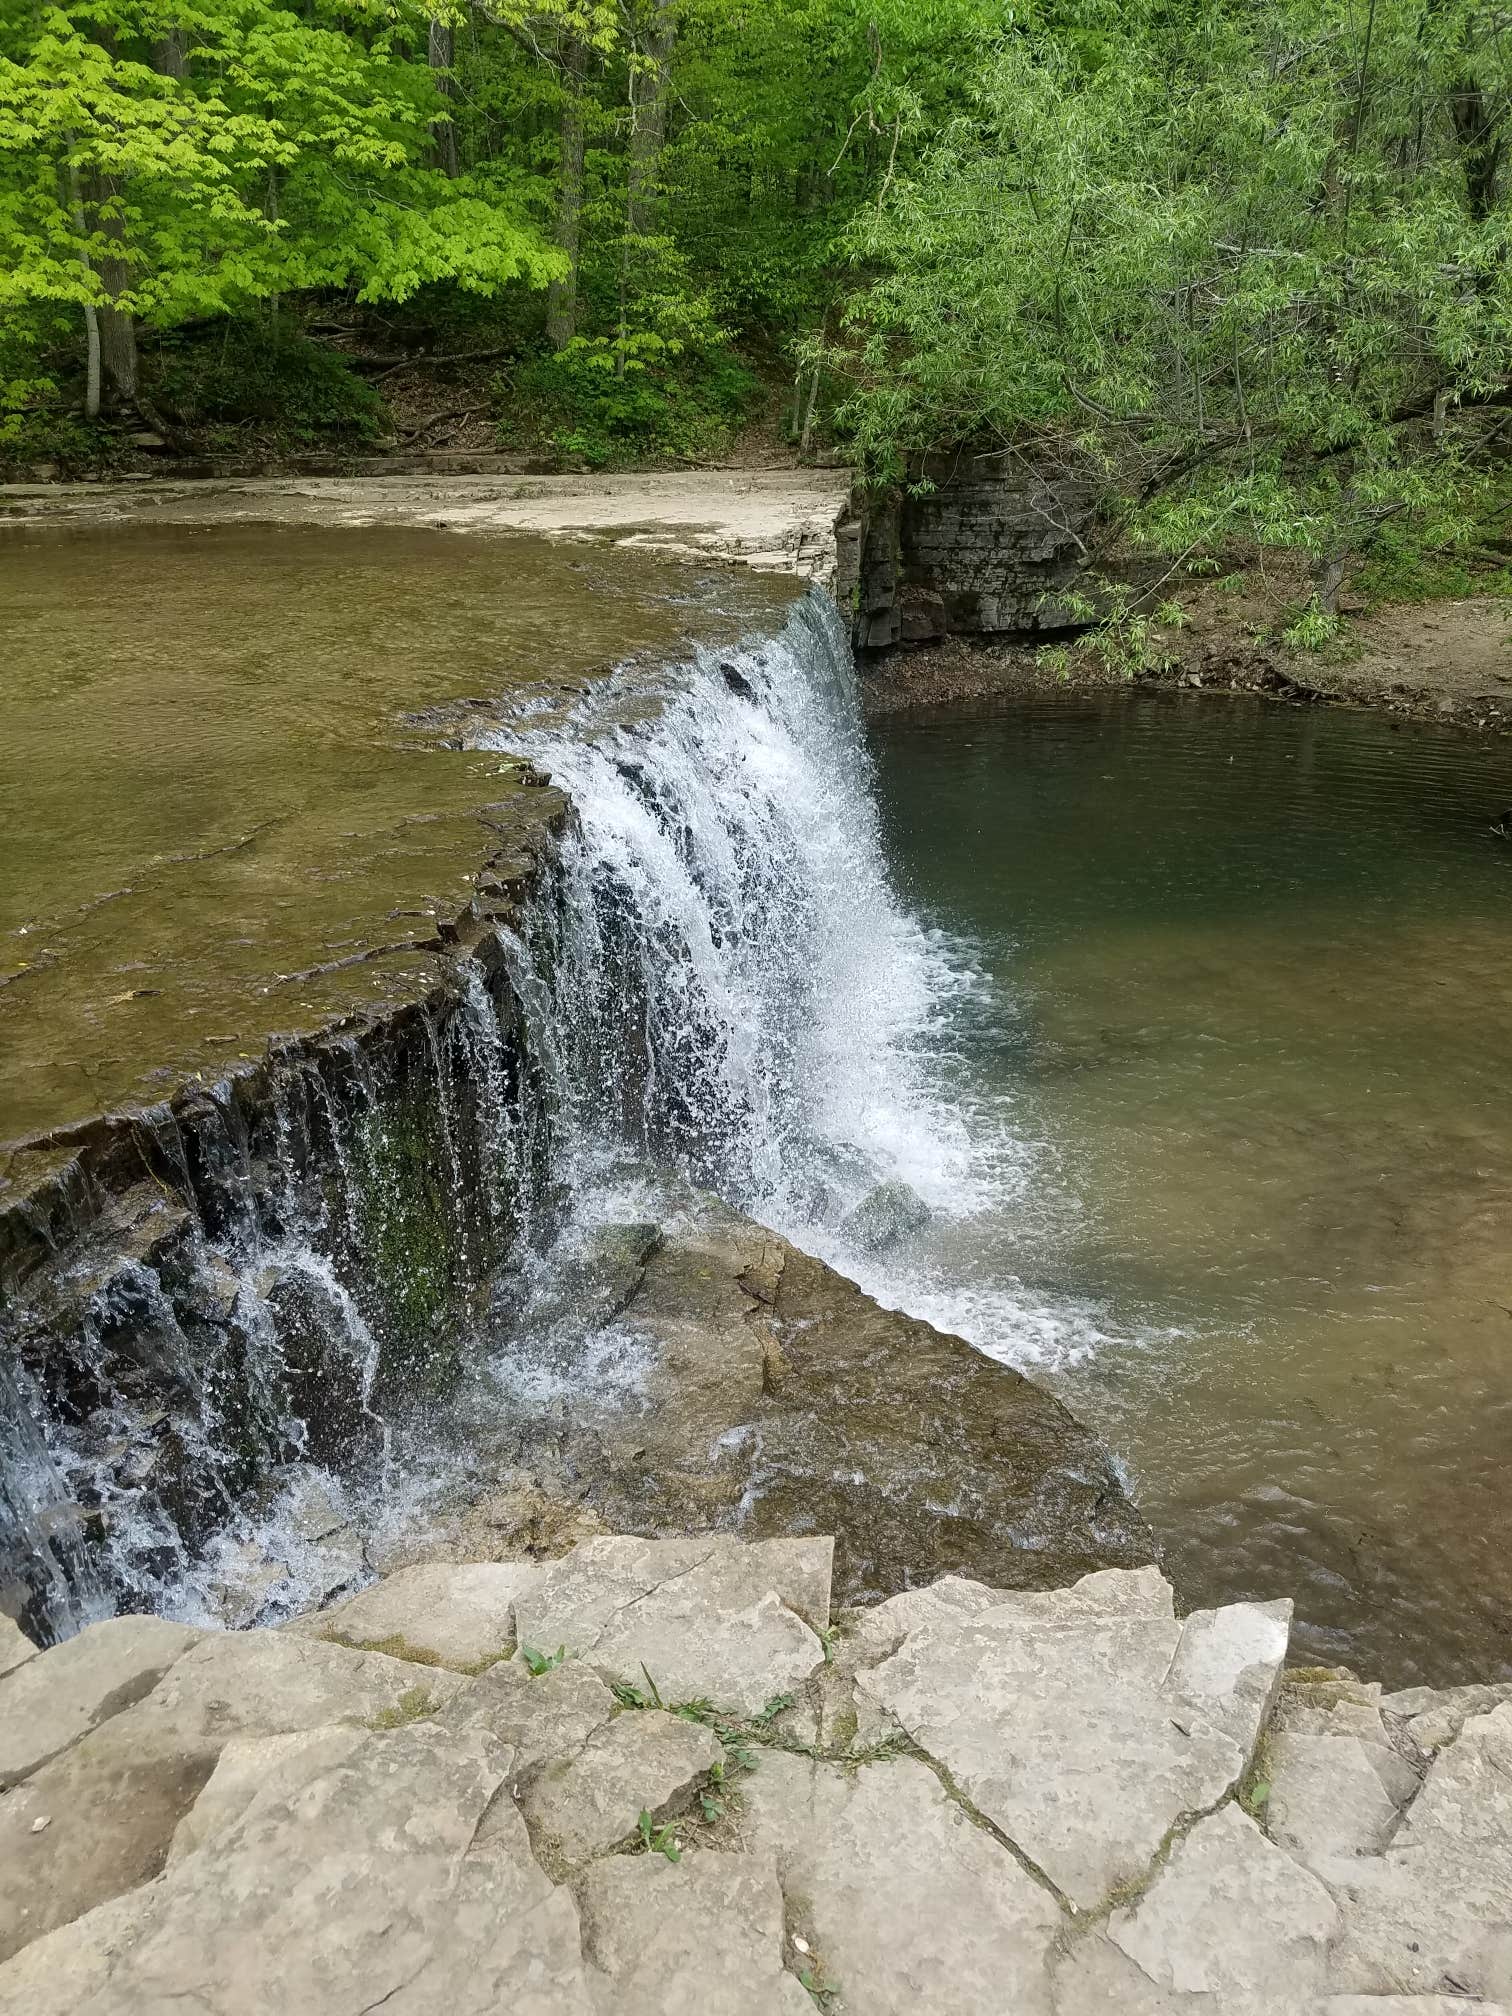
left=1320, top=1702, right=1512, bottom=2000
left=0, top=1617, right=203, bottom=1787
left=1107, top=1802, right=1339, bottom=2003
left=440, top=1657, right=616, bottom=1776
left=0, top=1618, right=36, bottom=1681
left=521, top=1709, right=721, bottom=1872
left=166, top=1726, right=368, bottom=1865
left=861, top=1570, right=1287, bottom=1909
left=284, top=1560, right=537, bottom=1669
left=128, top=1625, right=465, bottom=1745
left=1265, top=1730, right=1415, bottom=1871
left=0, top=1721, right=220, bottom=1963
left=513, top=1535, right=830, bottom=1715
left=0, top=1722, right=593, bottom=2016
left=739, top=1748, right=1063, bottom=2015
left=1383, top=1679, right=1512, bottom=1753
left=577, top=1851, right=811, bottom=2014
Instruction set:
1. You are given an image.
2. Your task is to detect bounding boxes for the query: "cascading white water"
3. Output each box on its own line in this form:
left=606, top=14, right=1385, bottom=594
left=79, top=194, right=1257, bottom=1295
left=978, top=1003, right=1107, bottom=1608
left=4, top=582, right=1074, bottom=1644
left=487, top=589, right=1032, bottom=1336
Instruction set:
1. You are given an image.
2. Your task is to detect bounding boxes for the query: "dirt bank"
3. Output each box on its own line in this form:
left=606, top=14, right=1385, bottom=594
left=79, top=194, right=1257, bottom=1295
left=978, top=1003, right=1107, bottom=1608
left=865, top=572, right=1512, bottom=731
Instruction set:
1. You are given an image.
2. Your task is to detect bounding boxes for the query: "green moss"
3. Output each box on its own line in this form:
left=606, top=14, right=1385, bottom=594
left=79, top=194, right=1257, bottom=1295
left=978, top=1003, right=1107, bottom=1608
left=367, top=1684, right=440, bottom=1729
left=348, top=1092, right=462, bottom=1393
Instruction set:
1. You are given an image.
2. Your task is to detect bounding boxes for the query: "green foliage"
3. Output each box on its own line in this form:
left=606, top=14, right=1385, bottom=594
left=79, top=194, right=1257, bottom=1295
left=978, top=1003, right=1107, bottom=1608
left=367, top=1685, right=439, bottom=1729
left=836, top=0, right=1512, bottom=590
left=520, top=1643, right=570, bottom=1676
left=153, top=321, right=385, bottom=441
left=798, top=1965, right=841, bottom=2012
left=508, top=333, right=756, bottom=465
left=1, top=0, right=1507, bottom=593
left=636, top=1808, right=682, bottom=1861
left=1281, top=597, right=1345, bottom=652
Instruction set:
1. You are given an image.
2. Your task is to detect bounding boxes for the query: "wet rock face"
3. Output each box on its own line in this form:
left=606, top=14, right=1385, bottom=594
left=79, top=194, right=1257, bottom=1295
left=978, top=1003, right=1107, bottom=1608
left=475, top=1203, right=1152, bottom=1604
left=851, top=464, right=1095, bottom=652
left=0, top=931, right=555, bottom=1646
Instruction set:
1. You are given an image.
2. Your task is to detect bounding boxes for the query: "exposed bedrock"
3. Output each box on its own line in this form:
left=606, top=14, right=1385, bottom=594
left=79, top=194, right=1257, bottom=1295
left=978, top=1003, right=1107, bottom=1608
left=422, top=1202, right=1152, bottom=1607
left=844, top=457, right=1094, bottom=653
left=2, top=1539, right=1508, bottom=2012
left=0, top=890, right=564, bottom=1644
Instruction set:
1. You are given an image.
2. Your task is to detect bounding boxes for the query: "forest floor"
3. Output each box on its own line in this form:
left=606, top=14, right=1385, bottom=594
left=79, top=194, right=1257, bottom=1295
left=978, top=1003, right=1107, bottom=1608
left=865, top=555, right=1512, bottom=734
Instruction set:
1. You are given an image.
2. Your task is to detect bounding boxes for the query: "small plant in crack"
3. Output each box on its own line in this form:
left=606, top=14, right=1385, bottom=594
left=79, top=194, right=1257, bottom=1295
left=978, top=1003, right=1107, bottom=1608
left=817, top=1624, right=841, bottom=1666
left=798, top=1963, right=841, bottom=2010
left=753, top=1692, right=796, bottom=1728
left=637, top=1809, right=682, bottom=1862
left=698, top=1758, right=730, bottom=1822
left=1241, top=1776, right=1272, bottom=1817
left=612, top=1666, right=665, bottom=1710
left=519, top=1644, right=568, bottom=1677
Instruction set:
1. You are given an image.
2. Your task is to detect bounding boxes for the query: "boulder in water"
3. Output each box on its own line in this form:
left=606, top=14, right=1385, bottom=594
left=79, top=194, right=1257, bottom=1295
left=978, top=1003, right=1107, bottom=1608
left=839, top=1179, right=932, bottom=1254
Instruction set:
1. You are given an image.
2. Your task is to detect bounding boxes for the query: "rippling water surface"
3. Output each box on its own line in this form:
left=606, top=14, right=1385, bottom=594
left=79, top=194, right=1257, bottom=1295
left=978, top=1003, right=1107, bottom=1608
left=869, top=690, right=1512, bottom=1686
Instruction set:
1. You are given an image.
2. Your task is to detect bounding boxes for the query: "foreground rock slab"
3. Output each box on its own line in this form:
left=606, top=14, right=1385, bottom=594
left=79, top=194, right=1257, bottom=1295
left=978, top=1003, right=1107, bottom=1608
left=0, top=1616, right=203, bottom=1788
left=2, top=1541, right=1510, bottom=2013
left=512, top=1533, right=832, bottom=1716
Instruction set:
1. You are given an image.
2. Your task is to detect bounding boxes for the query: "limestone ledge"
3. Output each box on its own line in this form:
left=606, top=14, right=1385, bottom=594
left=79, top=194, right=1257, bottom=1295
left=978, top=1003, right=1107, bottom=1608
left=2, top=1537, right=1509, bottom=2014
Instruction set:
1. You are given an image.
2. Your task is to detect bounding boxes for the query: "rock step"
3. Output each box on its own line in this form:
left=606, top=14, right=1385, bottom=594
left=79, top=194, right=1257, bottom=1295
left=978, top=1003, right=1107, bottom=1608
left=0, top=1538, right=1508, bottom=2013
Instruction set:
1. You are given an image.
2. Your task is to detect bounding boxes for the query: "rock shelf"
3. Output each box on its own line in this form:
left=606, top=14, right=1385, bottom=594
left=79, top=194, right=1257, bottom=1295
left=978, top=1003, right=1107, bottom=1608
left=1, top=1535, right=1507, bottom=2013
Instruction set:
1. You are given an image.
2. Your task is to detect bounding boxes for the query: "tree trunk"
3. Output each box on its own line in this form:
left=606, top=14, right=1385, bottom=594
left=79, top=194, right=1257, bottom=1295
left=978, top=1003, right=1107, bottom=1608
left=88, top=176, right=137, bottom=409
left=617, top=0, right=676, bottom=373
left=429, top=21, right=459, bottom=178
left=625, top=0, right=675, bottom=241
left=64, top=152, right=101, bottom=419
left=1448, top=73, right=1503, bottom=222
left=1316, top=550, right=1348, bottom=615
left=151, top=27, right=187, bottom=78
left=546, top=46, right=586, bottom=351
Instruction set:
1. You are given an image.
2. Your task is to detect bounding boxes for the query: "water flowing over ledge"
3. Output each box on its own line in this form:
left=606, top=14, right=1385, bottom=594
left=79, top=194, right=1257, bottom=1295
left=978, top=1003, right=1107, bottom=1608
left=1, top=589, right=1134, bottom=1644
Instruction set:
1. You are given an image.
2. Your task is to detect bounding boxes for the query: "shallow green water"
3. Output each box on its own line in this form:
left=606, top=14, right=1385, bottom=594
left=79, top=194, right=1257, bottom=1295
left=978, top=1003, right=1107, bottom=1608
left=872, top=690, right=1512, bottom=1686
left=0, top=522, right=794, bottom=1145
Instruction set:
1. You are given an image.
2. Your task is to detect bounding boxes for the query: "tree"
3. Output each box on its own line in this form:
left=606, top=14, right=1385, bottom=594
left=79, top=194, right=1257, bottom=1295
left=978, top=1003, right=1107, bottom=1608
left=0, top=0, right=588, bottom=409
left=832, top=0, right=1512, bottom=600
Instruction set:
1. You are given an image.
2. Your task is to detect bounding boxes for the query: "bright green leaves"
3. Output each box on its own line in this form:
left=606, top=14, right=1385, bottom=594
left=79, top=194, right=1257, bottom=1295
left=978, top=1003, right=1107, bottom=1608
left=0, top=0, right=565, bottom=327
left=836, top=0, right=1512, bottom=582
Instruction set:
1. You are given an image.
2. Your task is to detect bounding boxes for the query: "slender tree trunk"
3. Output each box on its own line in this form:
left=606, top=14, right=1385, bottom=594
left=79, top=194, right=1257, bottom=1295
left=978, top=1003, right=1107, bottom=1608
left=546, top=44, right=586, bottom=351
left=617, top=0, right=676, bottom=373
left=625, top=0, right=675, bottom=240
left=64, top=151, right=101, bottom=420
left=429, top=21, right=459, bottom=178
left=151, top=27, right=187, bottom=78
left=89, top=175, right=138, bottom=409
left=1448, top=73, right=1503, bottom=222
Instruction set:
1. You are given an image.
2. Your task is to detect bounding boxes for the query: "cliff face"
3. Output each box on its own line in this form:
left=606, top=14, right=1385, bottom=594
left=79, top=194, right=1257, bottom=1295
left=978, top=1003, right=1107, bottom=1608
left=0, top=807, right=569, bottom=1643
left=847, top=460, right=1093, bottom=653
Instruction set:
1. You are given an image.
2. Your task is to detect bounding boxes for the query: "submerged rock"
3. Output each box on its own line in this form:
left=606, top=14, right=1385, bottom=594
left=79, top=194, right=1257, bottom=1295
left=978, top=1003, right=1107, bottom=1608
left=837, top=1177, right=932, bottom=1254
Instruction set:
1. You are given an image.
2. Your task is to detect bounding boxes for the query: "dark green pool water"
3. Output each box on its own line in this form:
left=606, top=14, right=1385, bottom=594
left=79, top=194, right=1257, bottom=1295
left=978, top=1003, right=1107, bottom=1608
left=872, top=690, right=1512, bottom=1687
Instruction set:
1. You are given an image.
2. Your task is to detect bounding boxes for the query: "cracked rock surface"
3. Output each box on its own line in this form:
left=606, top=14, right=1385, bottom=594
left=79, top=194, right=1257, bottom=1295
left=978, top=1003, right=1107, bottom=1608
left=1, top=1536, right=1509, bottom=2013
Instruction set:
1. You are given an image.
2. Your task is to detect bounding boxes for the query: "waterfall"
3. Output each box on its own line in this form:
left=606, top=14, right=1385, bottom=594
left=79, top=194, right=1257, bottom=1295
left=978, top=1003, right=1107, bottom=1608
left=490, top=590, right=988, bottom=1270
left=0, top=587, right=1017, bottom=1643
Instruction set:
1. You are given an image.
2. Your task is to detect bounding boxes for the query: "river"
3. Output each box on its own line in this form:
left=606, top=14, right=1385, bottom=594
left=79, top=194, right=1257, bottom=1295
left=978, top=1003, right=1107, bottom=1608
left=4, top=527, right=1509, bottom=1686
